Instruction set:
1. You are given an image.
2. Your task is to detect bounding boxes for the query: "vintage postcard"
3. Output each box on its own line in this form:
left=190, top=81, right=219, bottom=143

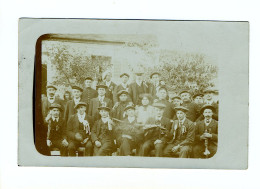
left=18, top=19, right=249, bottom=169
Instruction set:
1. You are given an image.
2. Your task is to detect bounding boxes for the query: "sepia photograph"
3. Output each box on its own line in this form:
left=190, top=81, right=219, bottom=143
left=18, top=19, right=248, bottom=168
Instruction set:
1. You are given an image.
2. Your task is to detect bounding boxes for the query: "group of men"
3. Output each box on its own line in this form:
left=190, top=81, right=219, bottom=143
left=40, top=70, right=218, bottom=158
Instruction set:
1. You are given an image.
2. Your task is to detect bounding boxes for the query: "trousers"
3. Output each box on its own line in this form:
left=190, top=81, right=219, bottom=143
left=68, top=140, right=93, bottom=156
left=163, top=144, right=192, bottom=158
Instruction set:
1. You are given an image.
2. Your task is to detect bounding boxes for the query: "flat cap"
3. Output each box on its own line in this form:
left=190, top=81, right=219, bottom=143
left=96, top=82, right=108, bottom=89
left=85, top=77, right=93, bottom=81
left=74, top=102, right=88, bottom=109
left=117, top=90, right=129, bottom=97
left=152, top=102, right=166, bottom=109
left=124, top=104, right=135, bottom=111
left=179, top=89, right=191, bottom=95
left=49, top=103, right=63, bottom=111
left=72, top=85, right=83, bottom=92
left=200, top=104, right=216, bottom=114
left=174, top=106, right=189, bottom=112
left=171, top=95, right=181, bottom=100
left=98, top=105, right=111, bottom=112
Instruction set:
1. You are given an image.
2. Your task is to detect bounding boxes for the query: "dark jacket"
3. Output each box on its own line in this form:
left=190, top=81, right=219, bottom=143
left=195, top=119, right=218, bottom=146
left=105, top=82, right=117, bottom=103
left=42, top=96, right=64, bottom=121
left=47, top=118, right=67, bottom=141
left=91, top=119, right=115, bottom=142
left=81, top=87, right=98, bottom=106
left=128, top=81, right=153, bottom=105
left=88, top=97, right=113, bottom=119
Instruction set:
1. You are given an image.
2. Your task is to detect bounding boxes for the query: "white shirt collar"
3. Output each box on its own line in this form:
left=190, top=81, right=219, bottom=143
left=52, top=116, right=59, bottom=122
left=128, top=116, right=136, bottom=123
left=106, top=81, right=111, bottom=87
left=48, top=96, right=55, bottom=104
left=204, top=118, right=212, bottom=126
left=156, top=116, right=162, bottom=121
left=178, top=117, right=186, bottom=125
left=121, top=83, right=128, bottom=89
left=77, top=112, right=86, bottom=123
left=205, top=100, right=214, bottom=105
left=98, top=95, right=105, bottom=102
left=74, top=97, right=80, bottom=105
left=101, top=117, right=109, bottom=123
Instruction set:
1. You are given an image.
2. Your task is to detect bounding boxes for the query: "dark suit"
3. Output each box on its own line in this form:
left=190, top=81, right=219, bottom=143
left=47, top=118, right=68, bottom=156
left=111, top=101, right=129, bottom=120
left=154, top=99, right=175, bottom=119
left=88, top=97, right=112, bottom=120
left=139, top=117, right=171, bottom=157
left=163, top=118, right=195, bottom=158
left=81, top=87, right=98, bottom=112
left=64, top=99, right=85, bottom=125
left=67, top=114, right=93, bottom=156
left=128, top=81, right=152, bottom=105
left=42, top=96, right=64, bottom=121
left=91, top=119, right=116, bottom=156
left=193, top=119, right=218, bottom=158
left=116, top=118, right=144, bottom=156
left=196, top=102, right=219, bottom=121
left=181, top=101, right=200, bottom=122
left=105, top=82, right=117, bottom=103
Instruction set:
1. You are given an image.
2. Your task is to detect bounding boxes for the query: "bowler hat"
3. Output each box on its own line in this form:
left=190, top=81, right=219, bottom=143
left=117, top=90, right=129, bottom=97
left=96, top=82, right=108, bottom=89
left=179, top=89, right=191, bottom=95
left=171, top=95, right=181, bottom=101
left=49, top=103, right=63, bottom=111
left=193, top=93, right=203, bottom=99
left=200, top=104, right=216, bottom=114
left=74, top=102, right=87, bottom=109
left=72, top=85, right=83, bottom=92
left=174, top=106, right=189, bottom=112
left=98, top=105, right=111, bottom=112
left=85, top=77, right=93, bottom=81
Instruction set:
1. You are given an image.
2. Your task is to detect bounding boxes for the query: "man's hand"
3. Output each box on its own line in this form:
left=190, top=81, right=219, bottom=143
left=75, top=133, right=83, bottom=141
left=47, top=139, right=52, bottom=147
left=95, top=140, right=102, bottom=147
left=204, top=133, right=212, bottom=138
left=154, top=139, right=162, bottom=145
left=122, top=134, right=132, bottom=140
left=61, top=139, right=69, bottom=147
left=81, top=138, right=89, bottom=144
left=200, top=134, right=207, bottom=140
left=172, top=145, right=180, bottom=152
left=45, top=113, right=52, bottom=122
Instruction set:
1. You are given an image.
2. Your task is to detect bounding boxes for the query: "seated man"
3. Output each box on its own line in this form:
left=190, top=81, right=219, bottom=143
left=193, top=104, right=218, bottom=158
left=139, top=103, right=172, bottom=157
left=67, top=102, right=93, bottom=156
left=111, top=90, right=133, bottom=120
left=163, top=106, right=195, bottom=158
left=46, top=103, right=68, bottom=156
left=91, top=105, right=116, bottom=156
left=116, top=105, right=144, bottom=156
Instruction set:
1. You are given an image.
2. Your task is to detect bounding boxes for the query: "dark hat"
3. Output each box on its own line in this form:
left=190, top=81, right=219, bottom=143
left=135, top=72, right=144, bottom=76
left=117, top=90, right=129, bottom=97
left=139, top=93, right=153, bottom=101
left=47, top=84, right=57, bottom=90
left=200, top=104, right=216, bottom=114
left=98, top=105, right=111, bottom=112
left=203, top=88, right=216, bottom=94
left=150, top=72, right=160, bottom=79
left=158, top=86, right=168, bottom=92
left=179, top=89, right=191, bottom=95
left=193, top=93, right=203, bottom=99
left=96, top=82, right=108, bottom=89
left=49, top=103, right=63, bottom=111
left=124, top=104, right=135, bottom=111
left=74, top=102, right=88, bottom=109
left=171, top=95, right=181, bottom=100
left=72, top=85, right=83, bottom=92
left=152, top=102, right=166, bottom=109
left=174, top=106, right=189, bottom=112
left=120, top=73, right=130, bottom=78
left=85, top=77, right=93, bottom=81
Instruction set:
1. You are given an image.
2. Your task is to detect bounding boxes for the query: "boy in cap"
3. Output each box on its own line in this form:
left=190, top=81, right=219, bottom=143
left=102, top=70, right=117, bottom=103
left=91, top=105, right=116, bottom=156
left=139, top=103, right=172, bottom=157
left=116, top=105, right=144, bottom=156
left=46, top=104, right=68, bottom=156
left=128, top=72, right=152, bottom=105
left=88, top=83, right=112, bottom=121
left=67, top=102, right=93, bottom=156
left=113, top=73, right=130, bottom=103
left=179, top=89, right=200, bottom=122
left=111, top=90, right=133, bottom=120
left=193, top=105, right=218, bottom=158
left=64, top=85, right=85, bottom=124
left=163, top=106, right=195, bottom=158
left=154, top=87, right=175, bottom=119
left=81, top=77, right=98, bottom=111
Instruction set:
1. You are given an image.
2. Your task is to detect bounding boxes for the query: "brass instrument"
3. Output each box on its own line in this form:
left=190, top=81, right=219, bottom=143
left=203, top=119, right=211, bottom=158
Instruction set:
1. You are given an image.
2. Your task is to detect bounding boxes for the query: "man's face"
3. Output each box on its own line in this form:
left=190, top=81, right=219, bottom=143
left=173, top=98, right=182, bottom=107
left=204, top=92, right=213, bottom=100
left=105, top=73, right=112, bottom=82
left=194, top=96, right=204, bottom=104
left=98, top=88, right=106, bottom=96
left=154, top=107, right=164, bottom=117
left=85, top=79, right=92, bottom=88
left=47, top=88, right=56, bottom=97
left=141, top=97, right=150, bottom=106
left=180, top=92, right=190, bottom=102
left=72, top=89, right=82, bottom=98
left=176, top=110, right=185, bottom=120
left=77, top=105, right=86, bottom=115
left=121, top=75, right=129, bottom=84
left=203, top=109, right=213, bottom=119
left=64, top=93, right=70, bottom=99
left=158, top=89, right=167, bottom=100
left=119, top=94, right=128, bottom=102
left=51, top=108, right=60, bottom=118
left=151, top=74, right=160, bottom=84
left=99, top=109, right=109, bottom=118
left=126, top=109, right=135, bottom=117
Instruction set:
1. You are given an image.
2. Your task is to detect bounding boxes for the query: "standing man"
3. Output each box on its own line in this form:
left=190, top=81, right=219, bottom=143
left=163, top=106, right=195, bottom=158
left=46, top=103, right=69, bottom=156
left=88, top=83, right=112, bottom=121
left=179, top=90, right=199, bottom=122
left=67, top=102, right=93, bottom=156
left=128, top=72, right=151, bottom=105
left=203, top=88, right=218, bottom=120
left=139, top=103, right=172, bottom=157
left=150, top=72, right=161, bottom=98
left=81, top=77, right=98, bottom=113
left=102, top=70, right=117, bottom=103
left=91, top=105, right=116, bottom=156
left=64, top=85, right=84, bottom=124
left=113, top=73, right=130, bottom=103
left=193, top=104, right=218, bottom=158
